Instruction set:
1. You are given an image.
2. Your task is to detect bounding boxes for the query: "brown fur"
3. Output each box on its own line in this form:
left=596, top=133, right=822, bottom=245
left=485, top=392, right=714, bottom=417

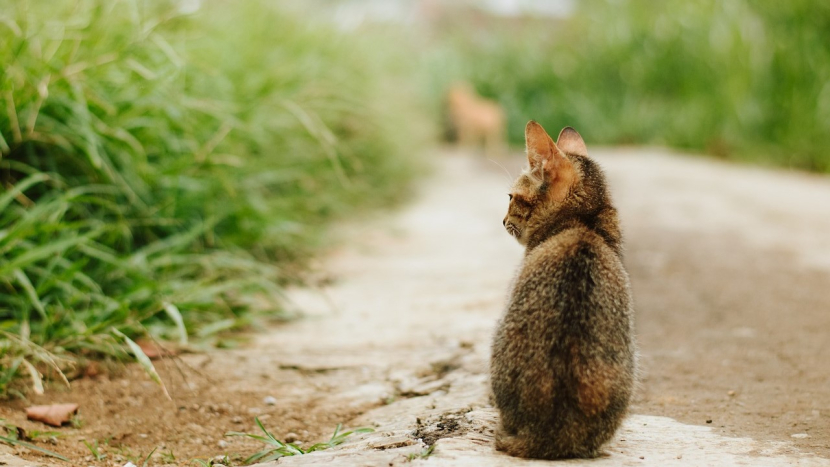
left=446, top=83, right=506, bottom=157
left=491, top=121, right=637, bottom=459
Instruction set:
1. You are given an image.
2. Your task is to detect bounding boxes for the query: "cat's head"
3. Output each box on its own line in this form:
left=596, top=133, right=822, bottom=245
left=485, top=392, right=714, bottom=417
left=503, top=121, right=609, bottom=246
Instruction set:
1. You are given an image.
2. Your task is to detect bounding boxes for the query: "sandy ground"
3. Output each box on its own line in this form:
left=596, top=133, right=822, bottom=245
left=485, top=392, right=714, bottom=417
left=3, top=148, right=830, bottom=466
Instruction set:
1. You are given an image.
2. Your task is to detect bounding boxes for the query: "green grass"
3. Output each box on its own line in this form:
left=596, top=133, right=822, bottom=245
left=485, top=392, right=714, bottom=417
left=226, top=417, right=374, bottom=464
left=1, top=418, right=70, bottom=461
left=82, top=439, right=106, bottom=461
left=432, top=0, right=830, bottom=172
left=0, top=0, right=432, bottom=396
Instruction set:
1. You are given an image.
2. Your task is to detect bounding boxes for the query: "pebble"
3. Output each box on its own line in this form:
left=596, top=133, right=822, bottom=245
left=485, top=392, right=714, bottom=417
left=727, top=390, right=736, bottom=396
left=263, top=396, right=278, bottom=406
left=217, top=439, right=229, bottom=449
left=284, top=432, right=299, bottom=443
left=706, top=419, right=712, bottom=424
left=232, top=416, right=243, bottom=424
left=791, top=433, right=810, bottom=439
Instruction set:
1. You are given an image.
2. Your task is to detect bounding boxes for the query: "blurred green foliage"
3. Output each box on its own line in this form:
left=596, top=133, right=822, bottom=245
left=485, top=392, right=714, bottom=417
left=433, top=0, right=830, bottom=171
left=0, top=0, right=432, bottom=394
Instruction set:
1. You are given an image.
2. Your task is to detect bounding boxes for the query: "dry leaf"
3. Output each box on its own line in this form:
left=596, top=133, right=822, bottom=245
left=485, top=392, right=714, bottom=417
left=135, top=339, right=177, bottom=360
left=26, top=403, right=79, bottom=427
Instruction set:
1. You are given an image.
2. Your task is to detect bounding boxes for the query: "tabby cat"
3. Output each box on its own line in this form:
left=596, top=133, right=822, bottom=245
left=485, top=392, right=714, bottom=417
left=490, top=121, right=637, bottom=459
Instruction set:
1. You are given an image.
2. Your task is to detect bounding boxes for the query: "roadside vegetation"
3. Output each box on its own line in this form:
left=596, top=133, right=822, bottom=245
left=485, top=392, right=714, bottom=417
left=2, top=0, right=826, bottom=398
left=0, top=0, right=432, bottom=396
left=433, top=0, right=830, bottom=172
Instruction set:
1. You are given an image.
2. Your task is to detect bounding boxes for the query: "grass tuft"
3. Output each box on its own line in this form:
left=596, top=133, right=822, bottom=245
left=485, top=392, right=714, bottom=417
left=226, top=417, right=374, bottom=464
left=1, top=419, right=70, bottom=462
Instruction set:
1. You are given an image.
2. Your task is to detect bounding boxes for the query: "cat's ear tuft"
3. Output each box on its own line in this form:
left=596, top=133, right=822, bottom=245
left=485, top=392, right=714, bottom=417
left=556, top=127, right=588, bottom=157
left=525, top=121, right=555, bottom=171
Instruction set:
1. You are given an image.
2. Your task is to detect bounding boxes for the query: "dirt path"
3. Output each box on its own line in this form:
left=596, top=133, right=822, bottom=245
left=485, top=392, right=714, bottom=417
left=3, top=148, right=830, bottom=466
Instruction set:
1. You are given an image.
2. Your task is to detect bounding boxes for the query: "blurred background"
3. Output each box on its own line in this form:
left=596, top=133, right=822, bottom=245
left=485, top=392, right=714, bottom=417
left=1, top=0, right=828, bottom=394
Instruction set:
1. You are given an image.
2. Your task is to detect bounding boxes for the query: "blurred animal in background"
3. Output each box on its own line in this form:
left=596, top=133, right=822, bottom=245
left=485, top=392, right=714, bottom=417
left=445, top=82, right=506, bottom=157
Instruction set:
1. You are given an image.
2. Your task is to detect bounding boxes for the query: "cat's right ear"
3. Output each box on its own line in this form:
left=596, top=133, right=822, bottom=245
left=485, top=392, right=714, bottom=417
left=525, top=121, right=575, bottom=201
left=525, top=120, right=555, bottom=173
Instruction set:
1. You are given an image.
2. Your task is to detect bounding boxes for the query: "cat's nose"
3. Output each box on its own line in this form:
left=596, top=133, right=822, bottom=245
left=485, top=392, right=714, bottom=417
left=502, top=219, right=506, bottom=226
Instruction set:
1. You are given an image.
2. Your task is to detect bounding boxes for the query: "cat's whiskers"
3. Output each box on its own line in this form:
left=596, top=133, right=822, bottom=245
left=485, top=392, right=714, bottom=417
left=487, top=158, right=514, bottom=186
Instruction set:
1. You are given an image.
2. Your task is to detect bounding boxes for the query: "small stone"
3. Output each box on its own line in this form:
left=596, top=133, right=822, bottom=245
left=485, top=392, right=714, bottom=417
left=791, top=433, right=810, bottom=439
left=139, top=433, right=149, bottom=438
left=639, top=456, right=645, bottom=460
left=263, top=396, right=277, bottom=406
left=677, top=454, right=683, bottom=459
left=284, top=432, right=299, bottom=443
left=727, top=390, right=736, bottom=396
left=706, top=419, right=712, bottom=424
left=232, top=416, right=243, bottom=424
left=211, top=455, right=226, bottom=464
left=217, top=439, right=229, bottom=449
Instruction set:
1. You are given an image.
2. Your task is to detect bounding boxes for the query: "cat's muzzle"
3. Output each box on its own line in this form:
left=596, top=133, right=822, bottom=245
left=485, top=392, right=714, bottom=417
left=504, top=222, right=521, bottom=239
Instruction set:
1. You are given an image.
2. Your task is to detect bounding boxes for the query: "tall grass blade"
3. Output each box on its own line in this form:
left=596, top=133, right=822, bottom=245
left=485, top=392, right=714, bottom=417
left=112, top=329, right=171, bottom=401
left=162, top=302, right=187, bottom=346
left=0, top=434, right=70, bottom=462
left=20, top=360, right=44, bottom=395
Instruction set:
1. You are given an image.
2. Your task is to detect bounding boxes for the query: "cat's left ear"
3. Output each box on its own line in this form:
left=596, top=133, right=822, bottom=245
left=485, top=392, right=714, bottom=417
left=556, top=127, right=588, bottom=157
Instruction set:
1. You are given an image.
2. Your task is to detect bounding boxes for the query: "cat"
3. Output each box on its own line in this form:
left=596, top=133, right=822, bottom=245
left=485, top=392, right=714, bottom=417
left=490, top=121, right=637, bottom=459
left=446, top=83, right=506, bottom=157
